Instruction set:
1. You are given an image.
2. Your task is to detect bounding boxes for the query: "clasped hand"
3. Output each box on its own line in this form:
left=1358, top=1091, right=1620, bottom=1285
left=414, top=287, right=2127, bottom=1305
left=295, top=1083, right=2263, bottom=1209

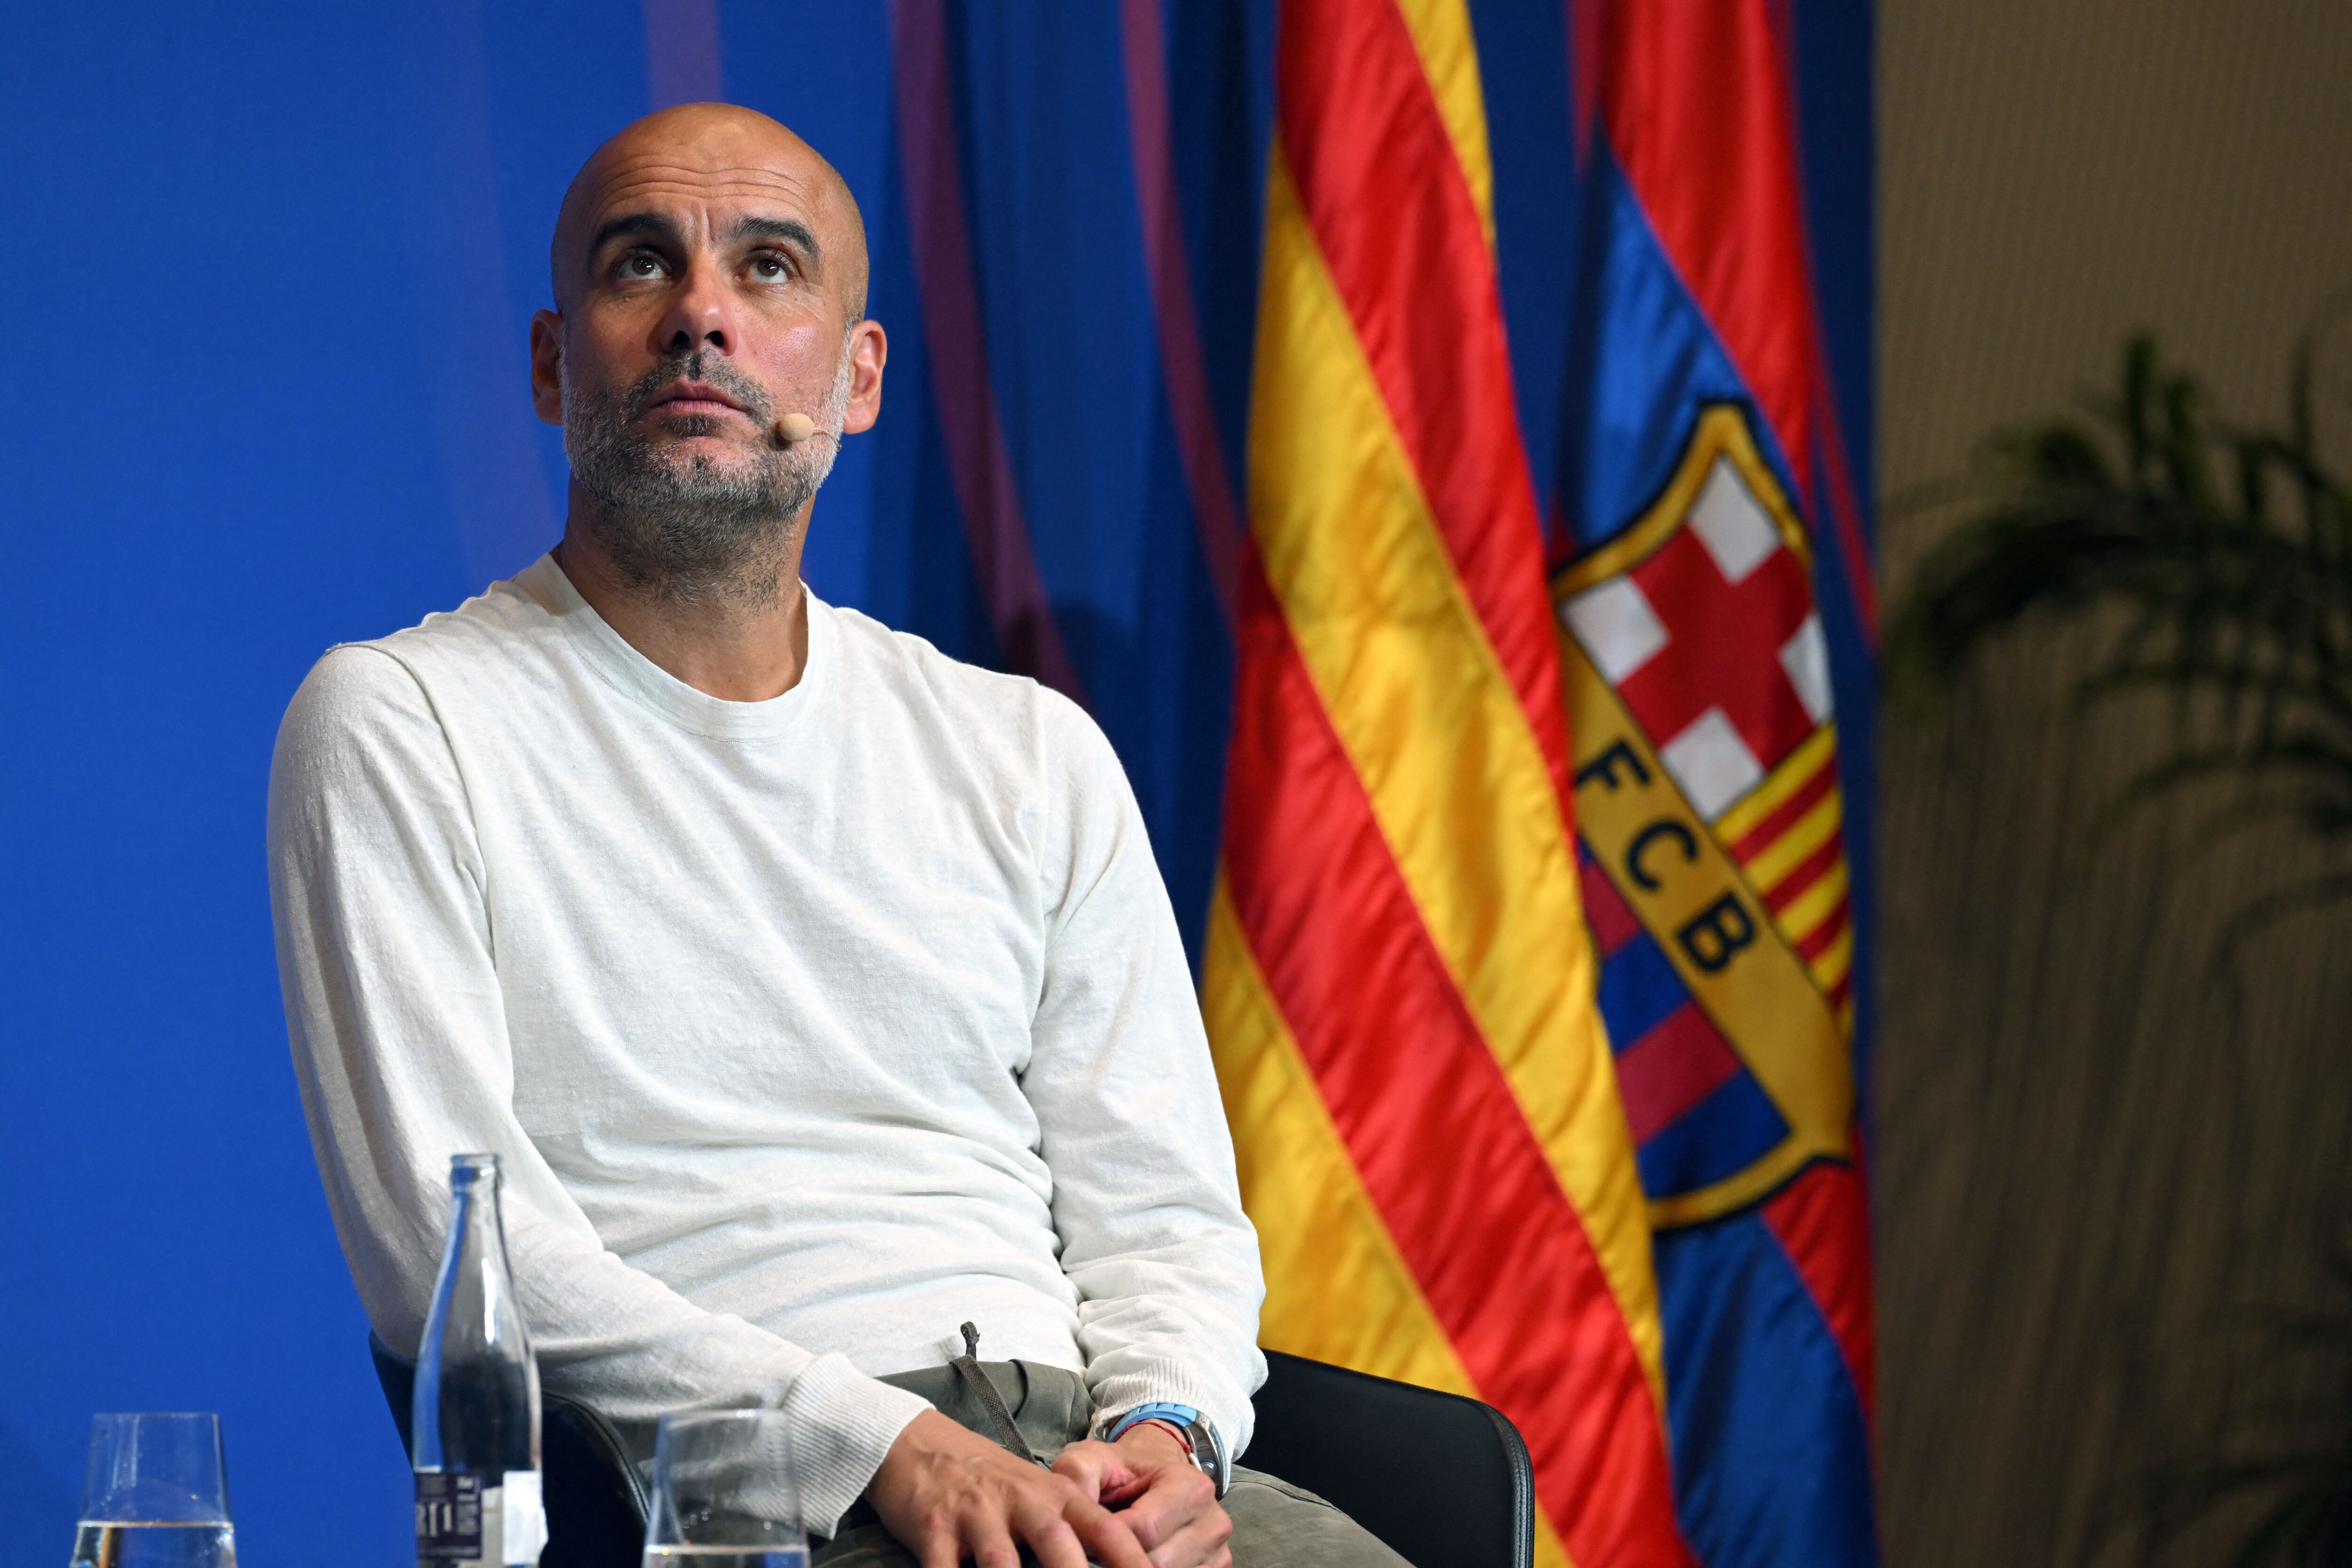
left=866, top=1409, right=1233, bottom=1568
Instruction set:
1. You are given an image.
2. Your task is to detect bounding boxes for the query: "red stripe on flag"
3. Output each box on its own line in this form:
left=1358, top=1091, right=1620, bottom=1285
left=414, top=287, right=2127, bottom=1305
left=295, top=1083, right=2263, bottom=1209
left=1275, top=0, right=1572, bottom=804
left=1580, top=848, right=1644, bottom=956
left=1615, top=1004, right=1743, bottom=1145
left=1762, top=1160, right=1877, bottom=1429
left=1224, top=559, right=1687, bottom=1566
left=1601, top=0, right=1817, bottom=496
left=1568, top=0, right=1601, bottom=168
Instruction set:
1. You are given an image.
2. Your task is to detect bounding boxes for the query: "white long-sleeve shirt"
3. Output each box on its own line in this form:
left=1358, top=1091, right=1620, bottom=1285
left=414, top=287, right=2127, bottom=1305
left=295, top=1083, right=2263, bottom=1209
left=267, top=555, right=1265, bottom=1533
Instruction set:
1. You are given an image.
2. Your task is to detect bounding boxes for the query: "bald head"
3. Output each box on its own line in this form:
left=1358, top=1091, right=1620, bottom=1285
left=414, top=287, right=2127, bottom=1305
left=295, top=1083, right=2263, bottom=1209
left=550, top=102, right=867, bottom=321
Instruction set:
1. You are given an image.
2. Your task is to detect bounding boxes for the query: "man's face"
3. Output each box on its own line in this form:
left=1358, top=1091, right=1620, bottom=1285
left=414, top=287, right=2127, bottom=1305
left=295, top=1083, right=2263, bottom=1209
left=531, top=110, right=884, bottom=553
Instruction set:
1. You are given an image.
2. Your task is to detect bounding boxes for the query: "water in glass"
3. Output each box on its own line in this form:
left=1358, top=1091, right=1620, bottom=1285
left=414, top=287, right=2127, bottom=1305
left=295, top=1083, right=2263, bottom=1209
left=69, top=1522, right=237, bottom=1568
left=72, top=1414, right=236, bottom=1568
left=642, top=1410, right=806, bottom=1568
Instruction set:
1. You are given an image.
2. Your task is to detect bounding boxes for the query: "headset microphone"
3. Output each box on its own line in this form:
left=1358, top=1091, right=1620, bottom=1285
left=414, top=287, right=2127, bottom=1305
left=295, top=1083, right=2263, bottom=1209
left=771, top=412, right=817, bottom=445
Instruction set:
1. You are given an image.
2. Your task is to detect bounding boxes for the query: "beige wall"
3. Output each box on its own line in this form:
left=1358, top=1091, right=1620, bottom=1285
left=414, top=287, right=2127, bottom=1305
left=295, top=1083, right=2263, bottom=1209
left=1876, top=3, right=2352, bottom=1564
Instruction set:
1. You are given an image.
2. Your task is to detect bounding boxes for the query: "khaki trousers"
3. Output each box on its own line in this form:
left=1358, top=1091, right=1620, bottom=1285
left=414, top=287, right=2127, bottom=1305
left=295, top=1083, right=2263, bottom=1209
left=811, top=1360, right=1409, bottom=1568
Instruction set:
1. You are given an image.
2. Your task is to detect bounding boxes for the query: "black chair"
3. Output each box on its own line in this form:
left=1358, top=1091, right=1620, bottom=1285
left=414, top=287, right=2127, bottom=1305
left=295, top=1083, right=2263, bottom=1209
left=370, top=1336, right=1534, bottom=1568
left=1249, top=1348, right=1534, bottom=1568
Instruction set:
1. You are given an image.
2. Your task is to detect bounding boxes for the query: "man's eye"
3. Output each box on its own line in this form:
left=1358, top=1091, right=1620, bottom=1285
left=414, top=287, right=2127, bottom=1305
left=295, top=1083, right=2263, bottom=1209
left=750, top=255, right=789, bottom=281
left=620, top=254, right=667, bottom=280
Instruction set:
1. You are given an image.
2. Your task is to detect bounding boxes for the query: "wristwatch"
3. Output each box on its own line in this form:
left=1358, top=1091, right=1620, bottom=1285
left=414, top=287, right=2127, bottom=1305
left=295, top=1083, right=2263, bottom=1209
left=1102, top=1403, right=1231, bottom=1497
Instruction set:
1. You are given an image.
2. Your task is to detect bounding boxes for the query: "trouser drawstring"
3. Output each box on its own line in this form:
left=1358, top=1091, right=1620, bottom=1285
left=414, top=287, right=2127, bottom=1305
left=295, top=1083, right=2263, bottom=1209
left=949, top=1321, right=1046, bottom=1467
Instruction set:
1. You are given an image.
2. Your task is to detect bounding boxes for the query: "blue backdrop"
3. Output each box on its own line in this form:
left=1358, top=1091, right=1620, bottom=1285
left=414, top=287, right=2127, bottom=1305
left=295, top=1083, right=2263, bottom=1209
left=0, top=4, right=1868, bottom=1561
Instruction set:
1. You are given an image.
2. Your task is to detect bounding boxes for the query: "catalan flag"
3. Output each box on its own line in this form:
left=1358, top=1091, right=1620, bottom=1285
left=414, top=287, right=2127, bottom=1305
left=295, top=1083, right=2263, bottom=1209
left=1554, top=3, right=1880, bottom=1566
left=1202, top=2, right=1686, bottom=1564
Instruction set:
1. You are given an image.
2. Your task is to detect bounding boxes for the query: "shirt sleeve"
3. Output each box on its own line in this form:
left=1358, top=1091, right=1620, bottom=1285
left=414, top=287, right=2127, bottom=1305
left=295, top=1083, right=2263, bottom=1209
left=1018, top=692, right=1268, bottom=1458
left=267, top=645, right=930, bottom=1535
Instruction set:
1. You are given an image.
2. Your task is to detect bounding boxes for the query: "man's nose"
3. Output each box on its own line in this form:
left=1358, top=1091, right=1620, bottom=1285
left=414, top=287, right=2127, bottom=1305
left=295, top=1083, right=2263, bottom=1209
left=658, top=259, right=735, bottom=356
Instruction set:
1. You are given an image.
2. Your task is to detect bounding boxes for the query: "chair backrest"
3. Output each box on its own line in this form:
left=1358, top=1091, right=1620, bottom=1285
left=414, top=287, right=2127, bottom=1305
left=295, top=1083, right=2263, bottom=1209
left=1245, top=1348, right=1535, bottom=1568
left=369, top=1333, right=649, bottom=1568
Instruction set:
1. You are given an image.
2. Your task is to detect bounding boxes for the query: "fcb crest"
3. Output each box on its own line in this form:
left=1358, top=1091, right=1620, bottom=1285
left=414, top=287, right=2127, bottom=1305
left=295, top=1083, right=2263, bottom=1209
left=1553, top=405, right=1856, bottom=1227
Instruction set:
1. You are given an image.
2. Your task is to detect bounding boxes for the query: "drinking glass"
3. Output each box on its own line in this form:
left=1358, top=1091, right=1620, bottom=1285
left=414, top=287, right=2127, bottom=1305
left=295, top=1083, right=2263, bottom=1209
left=642, top=1409, right=807, bottom=1568
left=71, top=1413, right=237, bottom=1568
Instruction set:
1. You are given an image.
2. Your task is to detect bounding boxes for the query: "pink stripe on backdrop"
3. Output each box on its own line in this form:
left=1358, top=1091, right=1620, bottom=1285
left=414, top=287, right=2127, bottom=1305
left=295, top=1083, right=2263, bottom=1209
left=1117, top=0, right=1241, bottom=629
left=643, top=0, right=723, bottom=108
left=887, top=0, right=1088, bottom=704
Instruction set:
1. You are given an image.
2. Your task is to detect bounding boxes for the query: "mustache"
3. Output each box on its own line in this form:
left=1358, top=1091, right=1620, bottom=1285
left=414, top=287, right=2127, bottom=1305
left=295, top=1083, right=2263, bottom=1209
left=623, top=350, right=773, bottom=425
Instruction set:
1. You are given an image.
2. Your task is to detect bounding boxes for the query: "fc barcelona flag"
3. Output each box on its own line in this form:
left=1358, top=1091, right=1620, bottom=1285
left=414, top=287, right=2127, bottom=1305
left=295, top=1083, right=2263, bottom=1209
left=1556, top=3, right=1880, bottom=1566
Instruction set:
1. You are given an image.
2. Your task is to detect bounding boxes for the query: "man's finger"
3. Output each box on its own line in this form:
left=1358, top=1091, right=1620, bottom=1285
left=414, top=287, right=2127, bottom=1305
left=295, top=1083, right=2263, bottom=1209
left=1142, top=1507, right=1234, bottom=1568
left=1118, top=1465, right=1218, bottom=1553
left=1051, top=1444, right=1110, bottom=1505
left=912, top=1517, right=963, bottom=1568
left=1011, top=1496, right=1098, bottom=1568
left=968, top=1515, right=1023, bottom=1568
left=1066, top=1495, right=1154, bottom=1568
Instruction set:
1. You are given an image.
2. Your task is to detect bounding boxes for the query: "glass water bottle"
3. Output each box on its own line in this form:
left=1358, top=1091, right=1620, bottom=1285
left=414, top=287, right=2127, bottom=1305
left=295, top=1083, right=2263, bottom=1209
left=413, top=1153, right=546, bottom=1568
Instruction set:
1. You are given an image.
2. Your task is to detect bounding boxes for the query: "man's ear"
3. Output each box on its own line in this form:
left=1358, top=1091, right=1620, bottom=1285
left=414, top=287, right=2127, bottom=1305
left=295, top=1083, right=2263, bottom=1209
left=841, top=319, right=888, bottom=437
left=530, top=310, right=565, bottom=427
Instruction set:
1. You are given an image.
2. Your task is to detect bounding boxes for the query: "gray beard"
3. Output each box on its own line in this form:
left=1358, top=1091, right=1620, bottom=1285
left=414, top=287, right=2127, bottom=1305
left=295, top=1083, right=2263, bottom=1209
left=561, top=348, right=842, bottom=605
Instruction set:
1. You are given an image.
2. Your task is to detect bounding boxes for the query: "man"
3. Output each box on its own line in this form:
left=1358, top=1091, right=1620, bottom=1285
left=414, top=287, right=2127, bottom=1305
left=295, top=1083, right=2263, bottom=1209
left=270, top=103, right=1404, bottom=1568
